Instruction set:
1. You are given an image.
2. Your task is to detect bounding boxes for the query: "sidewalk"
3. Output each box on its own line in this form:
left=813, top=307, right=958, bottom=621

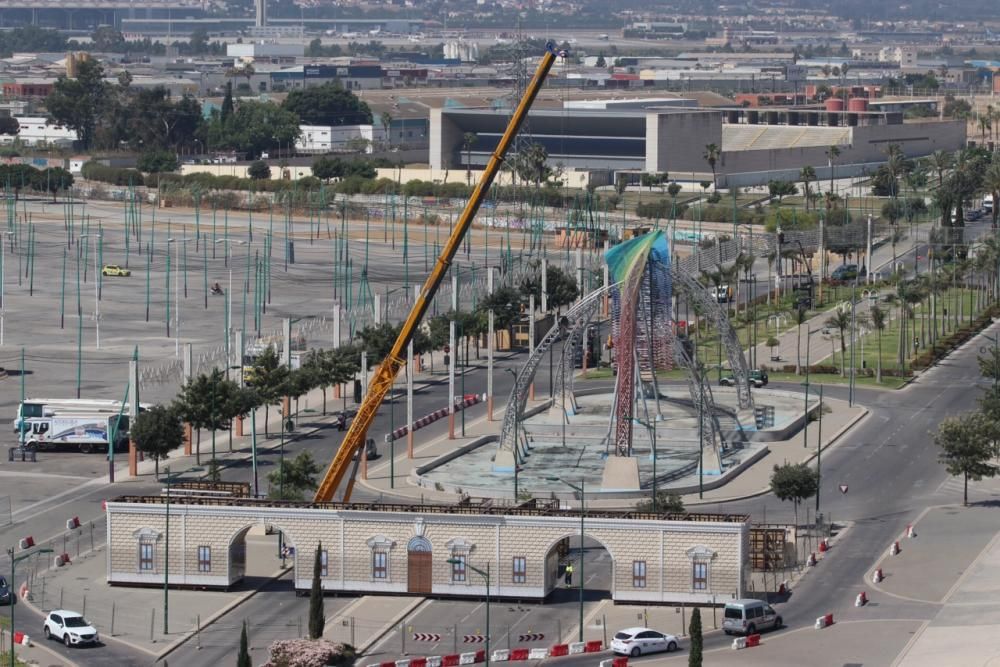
left=2, top=627, right=76, bottom=667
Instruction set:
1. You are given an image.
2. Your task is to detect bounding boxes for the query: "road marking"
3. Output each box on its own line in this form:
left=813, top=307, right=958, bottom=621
left=940, top=527, right=1000, bottom=604
left=889, top=620, right=931, bottom=667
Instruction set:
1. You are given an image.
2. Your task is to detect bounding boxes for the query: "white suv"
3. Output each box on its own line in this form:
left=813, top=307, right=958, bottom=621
left=43, top=610, right=99, bottom=647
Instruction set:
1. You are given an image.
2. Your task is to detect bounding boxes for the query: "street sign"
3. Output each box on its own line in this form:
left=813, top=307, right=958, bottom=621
left=463, top=635, right=486, bottom=643
left=839, top=484, right=848, bottom=494
left=519, top=633, right=545, bottom=642
left=412, top=633, right=441, bottom=642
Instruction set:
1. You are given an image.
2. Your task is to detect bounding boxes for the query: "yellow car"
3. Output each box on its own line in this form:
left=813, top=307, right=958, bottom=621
left=101, top=265, right=131, bottom=277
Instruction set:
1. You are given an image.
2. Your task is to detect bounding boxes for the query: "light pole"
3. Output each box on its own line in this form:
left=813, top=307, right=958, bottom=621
left=546, top=476, right=585, bottom=642
left=0, top=230, right=13, bottom=346
left=447, top=558, right=490, bottom=667
left=633, top=415, right=658, bottom=511
left=79, top=233, right=102, bottom=349
left=164, top=465, right=171, bottom=634
left=8, top=546, right=54, bottom=667
left=215, top=239, right=248, bottom=370
left=167, top=237, right=193, bottom=357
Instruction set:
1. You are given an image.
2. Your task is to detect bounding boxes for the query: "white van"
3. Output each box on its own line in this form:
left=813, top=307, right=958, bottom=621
left=722, top=599, right=782, bottom=635
left=985, top=194, right=994, bottom=213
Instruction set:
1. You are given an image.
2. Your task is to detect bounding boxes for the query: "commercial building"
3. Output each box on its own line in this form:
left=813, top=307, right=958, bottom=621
left=0, top=117, right=77, bottom=147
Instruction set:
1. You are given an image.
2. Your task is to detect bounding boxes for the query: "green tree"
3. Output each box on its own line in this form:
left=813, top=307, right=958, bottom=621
left=309, top=542, right=326, bottom=639
left=462, top=132, right=478, bottom=186
left=248, top=160, right=271, bottom=180
left=870, top=305, right=887, bottom=383
left=210, top=100, right=300, bottom=159
left=634, top=491, right=684, bottom=513
left=137, top=149, right=179, bottom=174
left=770, top=462, right=820, bottom=526
left=220, top=81, right=234, bottom=124
left=477, top=286, right=525, bottom=341
left=825, top=145, right=841, bottom=193
left=45, top=58, right=109, bottom=149
left=356, top=322, right=431, bottom=365
left=825, top=308, right=851, bottom=377
left=799, top=166, right=816, bottom=211
left=267, top=450, right=320, bottom=500
left=122, top=88, right=204, bottom=151
left=979, top=344, right=1000, bottom=386
left=688, top=607, right=702, bottom=667
left=511, top=142, right=550, bottom=187
left=237, top=620, right=251, bottom=667
left=91, top=25, right=125, bottom=51
left=301, top=347, right=360, bottom=415
left=250, top=346, right=290, bottom=437
left=595, top=52, right=606, bottom=67
left=794, top=306, right=808, bottom=375
left=312, top=156, right=343, bottom=181
left=519, top=264, right=579, bottom=313
left=935, top=412, right=998, bottom=506
left=281, top=82, right=373, bottom=125
left=174, top=368, right=244, bottom=463
left=767, top=179, right=798, bottom=205
left=31, top=167, right=74, bottom=202
left=703, top=143, right=720, bottom=191
left=0, top=116, right=18, bottom=135
left=189, top=28, right=209, bottom=54
left=130, top=404, right=184, bottom=480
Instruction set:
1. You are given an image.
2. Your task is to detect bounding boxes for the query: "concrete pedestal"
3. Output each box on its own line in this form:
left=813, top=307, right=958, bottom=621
left=600, top=456, right=641, bottom=491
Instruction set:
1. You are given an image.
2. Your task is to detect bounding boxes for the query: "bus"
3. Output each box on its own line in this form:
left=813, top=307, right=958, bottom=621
left=14, top=398, right=149, bottom=433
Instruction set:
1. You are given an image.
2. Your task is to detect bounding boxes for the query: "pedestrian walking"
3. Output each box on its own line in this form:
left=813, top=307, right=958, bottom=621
left=564, top=562, right=574, bottom=586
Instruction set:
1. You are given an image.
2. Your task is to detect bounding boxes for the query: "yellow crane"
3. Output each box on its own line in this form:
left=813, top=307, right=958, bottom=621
left=313, top=43, right=563, bottom=502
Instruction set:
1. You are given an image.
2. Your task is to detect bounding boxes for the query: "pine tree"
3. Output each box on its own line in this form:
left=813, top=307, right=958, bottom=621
left=221, top=81, right=234, bottom=125
left=688, top=607, right=702, bottom=667
left=308, top=542, right=325, bottom=639
left=237, top=620, right=251, bottom=667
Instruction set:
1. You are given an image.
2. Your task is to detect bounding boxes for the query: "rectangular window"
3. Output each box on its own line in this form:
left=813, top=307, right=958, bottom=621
left=139, top=543, right=154, bottom=571
left=692, top=562, right=708, bottom=590
left=320, top=550, right=328, bottom=577
left=198, top=546, right=211, bottom=572
left=512, top=556, right=526, bottom=584
left=372, top=551, right=388, bottom=579
left=632, top=560, right=647, bottom=588
left=451, top=555, right=466, bottom=582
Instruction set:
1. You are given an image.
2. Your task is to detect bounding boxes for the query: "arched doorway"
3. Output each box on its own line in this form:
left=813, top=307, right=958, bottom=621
left=407, top=536, right=433, bottom=594
left=228, top=523, right=296, bottom=591
left=543, top=533, right=614, bottom=603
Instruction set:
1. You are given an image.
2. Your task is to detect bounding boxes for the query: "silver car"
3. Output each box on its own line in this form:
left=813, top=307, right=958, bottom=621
left=722, top=599, right=782, bottom=635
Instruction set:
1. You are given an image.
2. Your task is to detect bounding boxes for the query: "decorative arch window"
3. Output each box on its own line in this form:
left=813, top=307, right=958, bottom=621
left=367, top=535, right=395, bottom=581
left=686, top=545, right=716, bottom=591
left=446, top=538, right=474, bottom=584
left=133, top=527, right=161, bottom=573
left=407, top=536, right=432, bottom=552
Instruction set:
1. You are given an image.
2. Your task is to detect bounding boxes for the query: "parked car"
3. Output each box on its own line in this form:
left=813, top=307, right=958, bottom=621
left=719, top=369, right=768, bottom=388
left=101, top=264, right=131, bottom=277
left=43, top=610, right=99, bottom=647
left=714, top=284, right=733, bottom=303
left=611, top=627, right=680, bottom=657
left=0, top=576, right=14, bottom=605
left=830, top=264, right=859, bottom=281
left=722, top=599, right=782, bottom=636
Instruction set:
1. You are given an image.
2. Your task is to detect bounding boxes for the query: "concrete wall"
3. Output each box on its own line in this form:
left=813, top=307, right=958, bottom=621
left=646, top=110, right=723, bottom=174
left=376, top=166, right=592, bottom=189
left=106, top=501, right=748, bottom=604
left=429, top=108, right=466, bottom=171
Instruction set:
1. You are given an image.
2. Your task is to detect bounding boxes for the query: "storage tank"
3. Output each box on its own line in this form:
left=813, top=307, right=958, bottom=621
left=825, top=98, right=845, bottom=112
left=848, top=98, right=869, bottom=112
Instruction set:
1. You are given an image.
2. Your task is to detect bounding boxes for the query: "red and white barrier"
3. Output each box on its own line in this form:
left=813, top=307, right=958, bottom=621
left=66, top=516, right=80, bottom=530
left=387, top=394, right=485, bottom=443
left=807, top=552, right=817, bottom=566
left=18, top=536, right=34, bottom=550
left=12, top=631, right=29, bottom=646
left=890, top=541, right=900, bottom=556
left=746, top=634, right=761, bottom=648
left=815, top=613, right=834, bottom=629
left=549, top=644, right=569, bottom=657
left=732, top=636, right=747, bottom=650
left=907, top=524, right=916, bottom=539
left=425, top=659, right=442, bottom=667
left=856, top=591, right=868, bottom=607
left=568, top=642, right=586, bottom=655
left=599, top=659, right=628, bottom=667
left=528, top=648, right=548, bottom=660
left=872, top=566, right=883, bottom=584
left=778, top=580, right=789, bottom=594
left=584, top=640, right=604, bottom=653
left=509, top=648, right=529, bottom=661
left=18, top=583, right=28, bottom=600
left=818, top=538, right=830, bottom=553
left=491, top=649, right=510, bottom=662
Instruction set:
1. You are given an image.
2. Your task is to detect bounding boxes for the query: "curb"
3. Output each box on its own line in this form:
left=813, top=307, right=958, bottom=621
left=358, top=597, right=430, bottom=655
left=685, top=405, right=870, bottom=507
left=1, top=627, right=81, bottom=667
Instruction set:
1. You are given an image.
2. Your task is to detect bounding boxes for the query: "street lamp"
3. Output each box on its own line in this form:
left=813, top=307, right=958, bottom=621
left=79, top=233, right=103, bottom=350
left=1, top=230, right=14, bottom=346
left=215, top=239, right=248, bottom=372
left=7, top=546, right=54, bottom=667
left=546, top=476, right=585, bottom=642
left=447, top=558, right=490, bottom=666
left=167, top=237, right=193, bottom=357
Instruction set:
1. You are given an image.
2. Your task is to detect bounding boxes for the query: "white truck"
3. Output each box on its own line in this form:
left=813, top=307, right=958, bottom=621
left=19, top=413, right=130, bottom=453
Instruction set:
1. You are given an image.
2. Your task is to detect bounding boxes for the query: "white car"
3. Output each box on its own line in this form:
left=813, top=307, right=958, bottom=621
left=43, top=610, right=99, bottom=647
left=611, top=626, right=680, bottom=657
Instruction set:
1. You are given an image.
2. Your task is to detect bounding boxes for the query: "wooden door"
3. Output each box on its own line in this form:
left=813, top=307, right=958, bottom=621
left=407, top=551, right=433, bottom=594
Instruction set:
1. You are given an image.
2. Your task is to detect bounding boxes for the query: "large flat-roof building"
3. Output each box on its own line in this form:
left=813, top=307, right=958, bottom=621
left=430, top=101, right=965, bottom=187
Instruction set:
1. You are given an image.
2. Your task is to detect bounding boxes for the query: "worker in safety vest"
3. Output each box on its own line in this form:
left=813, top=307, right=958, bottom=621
left=564, top=562, right=574, bottom=586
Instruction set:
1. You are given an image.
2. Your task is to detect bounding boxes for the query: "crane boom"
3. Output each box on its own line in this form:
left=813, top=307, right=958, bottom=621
left=313, top=42, right=562, bottom=503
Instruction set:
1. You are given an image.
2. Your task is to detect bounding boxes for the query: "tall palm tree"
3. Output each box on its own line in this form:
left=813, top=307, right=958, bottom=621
left=380, top=111, right=393, bottom=150
left=870, top=304, right=887, bottom=383
left=983, top=161, right=1000, bottom=229
left=794, top=306, right=808, bottom=375
left=462, top=132, right=478, bottom=186
left=703, top=143, right=721, bottom=192
left=799, top=165, right=816, bottom=212
left=825, top=308, right=851, bottom=377
left=825, top=145, right=841, bottom=194
left=930, top=149, right=953, bottom=187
